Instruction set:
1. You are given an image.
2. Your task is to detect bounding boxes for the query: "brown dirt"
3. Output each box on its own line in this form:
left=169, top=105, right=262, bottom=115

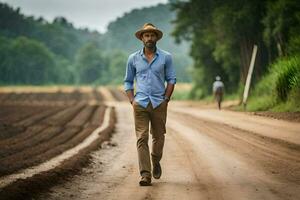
left=107, top=88, right=127, bottom=101
left=0, top=107, right=116, bottom=200
left=37, top=101, right=300, bottom=200
left=253, top=111, right=300, bottom=123
left=1, top=88, right=300, bottom=200
left=0, top=89, right=111, bottom=178
left=0, top=87, right=104, bottom=105
left=172, top=100, right=300, bottom=123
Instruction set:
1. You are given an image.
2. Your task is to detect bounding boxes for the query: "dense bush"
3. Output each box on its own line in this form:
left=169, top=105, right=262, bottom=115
left=248, top=54, right=300, bottom=111
left=274, top=55, right=300, bottom=101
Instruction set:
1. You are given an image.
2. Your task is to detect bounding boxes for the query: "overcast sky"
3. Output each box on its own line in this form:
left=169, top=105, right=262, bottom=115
left=1, top=0, right=168, bottom=33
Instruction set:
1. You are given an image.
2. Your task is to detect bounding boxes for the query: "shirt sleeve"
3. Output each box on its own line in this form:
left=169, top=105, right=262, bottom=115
left=124, top=55, right=135, bottom=91
left=213, top=82, right=217, bottom=92
left=165, top=54, right=177, bottom=84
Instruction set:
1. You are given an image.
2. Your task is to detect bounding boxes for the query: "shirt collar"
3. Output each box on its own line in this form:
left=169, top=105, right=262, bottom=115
left=139, top=47, right=160, bottom=56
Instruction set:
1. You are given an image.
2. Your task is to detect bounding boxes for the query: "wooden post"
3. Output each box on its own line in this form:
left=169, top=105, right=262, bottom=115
left=242, top=44, right=258, bottom=110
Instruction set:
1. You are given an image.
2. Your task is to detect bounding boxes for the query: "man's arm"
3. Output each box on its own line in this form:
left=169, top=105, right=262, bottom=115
left=164, top=83, right=175, bottom=102
left=126, top=89, right=135, bottom=104
left=124, top=55, right=135, bottom=104
left=164, top=54, right=176, bottom=102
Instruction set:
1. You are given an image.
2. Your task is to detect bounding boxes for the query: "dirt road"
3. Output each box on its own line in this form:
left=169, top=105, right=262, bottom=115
left=38, top=101, right=300, bottom=200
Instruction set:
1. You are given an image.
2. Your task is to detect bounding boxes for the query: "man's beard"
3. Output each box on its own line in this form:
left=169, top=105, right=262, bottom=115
left=144, top=41, right=156, bottom=49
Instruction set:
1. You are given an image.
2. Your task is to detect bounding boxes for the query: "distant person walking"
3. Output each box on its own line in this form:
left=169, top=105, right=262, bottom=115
left=213, top=76, right=224, bottom=110
left=124, top=23, right=176, bottom=186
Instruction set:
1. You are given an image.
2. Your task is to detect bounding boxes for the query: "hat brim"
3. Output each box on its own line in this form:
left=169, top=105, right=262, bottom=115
left=135, top=29, right=163, bottom=41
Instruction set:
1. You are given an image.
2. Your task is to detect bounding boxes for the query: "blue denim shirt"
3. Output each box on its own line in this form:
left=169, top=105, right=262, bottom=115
left=124, top=48, right=176, bottom=108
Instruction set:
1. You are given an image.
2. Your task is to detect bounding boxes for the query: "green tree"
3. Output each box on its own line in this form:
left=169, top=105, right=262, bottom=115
left=171, top=0, right=229, bottom=97
left=0, top=2, right=192, bottom=85
left=75, top=43, right=107, bottom=84
left=0, top=36, right=13, bottom=84
left=0, top=36, right=57, bottom=85
left=53, top=55, right=75, bottom=84
left=263, top=0, right=300, bottom=57
left=105, top=50, right=127, bottom=84
left=171, top=0, right=269, bottom=97
left=9, top=36, right=56, bottom=84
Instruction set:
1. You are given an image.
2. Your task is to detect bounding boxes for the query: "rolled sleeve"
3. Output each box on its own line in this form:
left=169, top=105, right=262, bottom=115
left=165, top=54, right=177, bottom=84
left=124, top=55, right=135, bottom=91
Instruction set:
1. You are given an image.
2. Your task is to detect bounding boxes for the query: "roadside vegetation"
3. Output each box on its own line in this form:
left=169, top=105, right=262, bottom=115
left=171, top=0, right=300, bottom=112
left=244, top=55, right=300, bottom=112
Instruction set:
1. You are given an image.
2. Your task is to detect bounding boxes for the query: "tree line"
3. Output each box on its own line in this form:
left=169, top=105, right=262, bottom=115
left=0, top=3, right=125, bottom=85
left=0, top=2, right=191, bottom=86
left=171, top=0, right=300, bottom=99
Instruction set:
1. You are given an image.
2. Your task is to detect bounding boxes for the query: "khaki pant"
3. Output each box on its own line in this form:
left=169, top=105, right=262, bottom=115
left=133, top=101, right=167, bottom=178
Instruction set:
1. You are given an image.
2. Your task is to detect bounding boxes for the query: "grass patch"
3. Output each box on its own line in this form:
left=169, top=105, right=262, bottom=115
left=243, top=54, right=300, bottom=112
left=172, top=83, right=193, bottom=100
left=172, top=89, right=191, bottom=100
left=244, top=95, right=275, bottom=111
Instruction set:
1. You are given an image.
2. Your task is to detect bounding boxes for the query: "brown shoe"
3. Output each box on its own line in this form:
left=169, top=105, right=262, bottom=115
left=153, top=162, right=161, bottom=179
left=139, top=176, right=152, bottom=186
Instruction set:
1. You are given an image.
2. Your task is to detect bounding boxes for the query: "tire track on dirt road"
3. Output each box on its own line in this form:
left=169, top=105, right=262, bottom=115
left=167, top=109, right=300, bottom=200
left=166, top=115, right=299, bottom=200
left=170, top=105, right=300, bottom=146
left=36, top=99, right=300, bottom=200
left=39, top=102, right=215, bottom=200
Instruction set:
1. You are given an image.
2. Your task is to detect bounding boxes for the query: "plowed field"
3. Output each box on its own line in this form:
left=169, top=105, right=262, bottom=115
left=0, top=87, right=116, bottom=199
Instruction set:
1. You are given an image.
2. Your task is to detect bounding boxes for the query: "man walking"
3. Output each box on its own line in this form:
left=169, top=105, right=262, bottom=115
left=124, top=23, right=176, bottom=186
left=213, top=76, right=224, bottom=110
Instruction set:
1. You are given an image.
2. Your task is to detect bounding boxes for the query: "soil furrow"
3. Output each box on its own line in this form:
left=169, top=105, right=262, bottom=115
left=0, top=125, right=48, bottom=146
left=16, top=106, right=67, bottom=127
left=42, top=104, right=85, bottom=126
left=90, top=105, right=106, bottom=126
left=67, top=105, right=97, bottom=127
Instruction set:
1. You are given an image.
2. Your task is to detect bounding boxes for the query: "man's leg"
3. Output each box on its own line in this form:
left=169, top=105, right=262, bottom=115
left=133, top=103, right=152, bottom=179
left=217, top=93, right=223, bottom=110
left=150, top=101, right=167, bottom=178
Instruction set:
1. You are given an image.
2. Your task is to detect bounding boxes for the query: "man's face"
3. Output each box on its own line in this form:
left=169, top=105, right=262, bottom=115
left=141, top=32, right=157, bottom=49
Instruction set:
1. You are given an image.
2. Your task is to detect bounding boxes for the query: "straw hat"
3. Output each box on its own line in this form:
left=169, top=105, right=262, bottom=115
left=135, top=23, right=163, bottom=40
